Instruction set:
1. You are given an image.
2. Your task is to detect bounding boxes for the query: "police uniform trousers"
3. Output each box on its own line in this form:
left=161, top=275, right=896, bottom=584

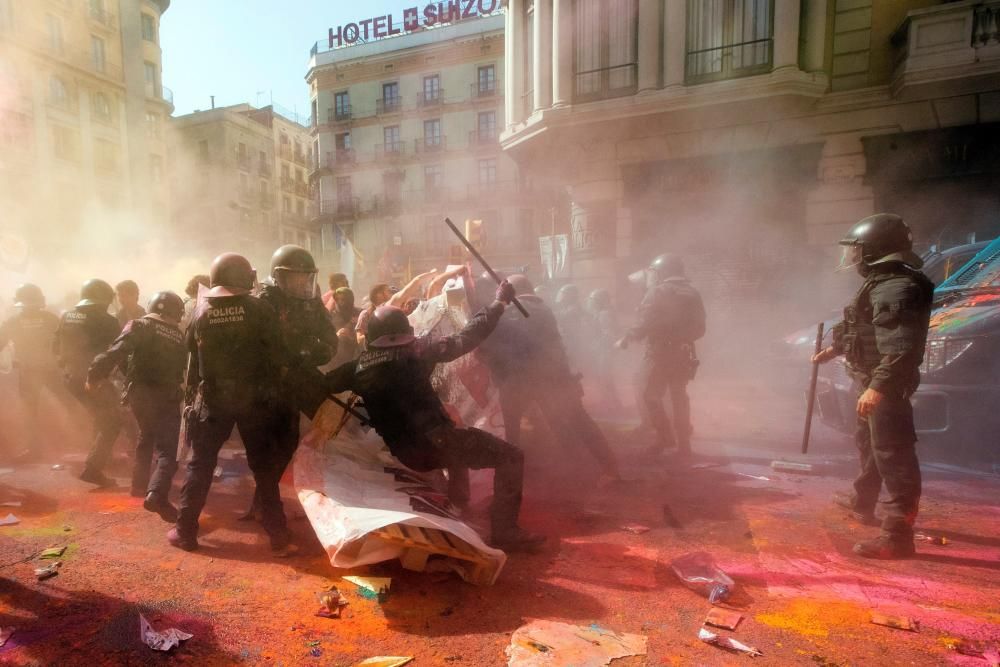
left=177, top=387, right=289, bottom=547
left=128, top=383, right=180, bottom=500
left=638, top=348, right=691, bottom=452
left=498, top=377, right=618, bottom=474
left=851, top=383, right=921, bottom=542
left=16, top=365, right=65, bottom=454
left=398, top=425, right=524, bottom=537
left=66, top=375, right=122, bottom=475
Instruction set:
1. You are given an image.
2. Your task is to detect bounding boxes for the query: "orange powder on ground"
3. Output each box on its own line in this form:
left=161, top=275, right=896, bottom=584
left=756, top=599, right=869, bottom=638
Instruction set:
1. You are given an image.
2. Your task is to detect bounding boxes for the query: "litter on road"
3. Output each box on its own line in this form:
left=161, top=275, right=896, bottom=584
left=705, top=607, right=743, bottom=631
left=39, top=546, right=67, bottom=559
left=870, top=612, right=920, bottom=632
left=0, top=513, right=20, bottom=526
left=34, top=562, right=61, bottom=581
left=698, top=628, right=762, bottom=657
left=138, top=613, right=193, bottom=651
left=343, top=576, right=392, bottom=602
left=354, top=658, right=414, bottom=667
left=506, top=619, right=647, bottom=666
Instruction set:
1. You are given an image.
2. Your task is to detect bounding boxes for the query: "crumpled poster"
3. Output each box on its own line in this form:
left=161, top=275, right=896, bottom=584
left=139, top=614, right=192, bottom=652
left=506, top=620, right=647, bottom=666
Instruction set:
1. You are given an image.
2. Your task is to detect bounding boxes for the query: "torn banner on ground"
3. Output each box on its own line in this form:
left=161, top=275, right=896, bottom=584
left=506, top=620, right=647, bottom=666
left=294, top=290, right=507, bottom=586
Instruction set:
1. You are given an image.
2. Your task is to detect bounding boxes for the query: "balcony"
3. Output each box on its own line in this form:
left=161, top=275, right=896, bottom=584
left=333, top=147, right=356, bottom=165
left=295, top=181, right=310, bottom=197
left=415, top=137, right=446, bottom=154
left=471, top=81, right=499, bottom=100
left=891, top=1, right=1000, bottom=93
left=372, top=195, right=403, bottom=216
left=236, top=153, right=251, bottom=170
left=278, top=143, right=292, bottom=161
left=327, top=106, right=352, bottom=124
left=86, top=4, right=116, bottom=29
left=292, top=150, right=307, bottom=166
left=417, top=89, right=444, bottom=108
left=377, top=97, right=402, bottom=115
left=469, top=129, right=499, bottom=149
left=280, top=176, right=296, bottom=192
left=375, top=141, right=406, bottom=161
left=318, top=197, right=360, bottom=221
left=259, top=162, right=271, bottom=177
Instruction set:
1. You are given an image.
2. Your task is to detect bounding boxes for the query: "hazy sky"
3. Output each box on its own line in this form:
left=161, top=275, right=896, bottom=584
left=161, top=1, right=415, bottom=121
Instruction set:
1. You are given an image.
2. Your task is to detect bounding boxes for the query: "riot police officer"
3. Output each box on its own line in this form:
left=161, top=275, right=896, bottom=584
left=245, top=245, right=337, bottom=519
left=587, top=288, right=623, bottom=412
left=553, top=284, right=589, bottom=372
left=88, top=292, right=186, bottom=520
left=321, top=282, right=546, bottom=552
left=170, top=253, right=293, bottom=555
left=0, top=284, right=62, bottom=460
left=813, top=214, right=934, bottom=559
left=54, top=279, right=122, bottom=486
left=617, top=254, right=705, bottom=458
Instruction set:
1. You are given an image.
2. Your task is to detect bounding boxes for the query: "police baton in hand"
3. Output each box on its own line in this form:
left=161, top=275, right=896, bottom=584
left=801, top=322, right=825, bottom=454
left=445, top=217, right=529, bottom=318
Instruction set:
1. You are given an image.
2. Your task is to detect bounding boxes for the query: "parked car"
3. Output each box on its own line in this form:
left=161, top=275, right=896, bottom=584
left=816, top=237, right=1000, bottom=465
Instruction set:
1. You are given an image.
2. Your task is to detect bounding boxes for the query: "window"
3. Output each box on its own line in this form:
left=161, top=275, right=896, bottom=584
left=198, top=139, right=209, bottom=162
left=259, top=179, right=268, bottom=195
left=259, top=150, right=269, bottom=175
left=384, top=171, right=403, bottom=205
left=145, top=111, right=160, bottom=138
left=422, top=75, right=441, bottom=105
left=477, top=111, right=496, bottom=141
left=424, top=164, right=443, bottom=189
left=383, top=125, right=401, bottom=153
left=283, top=196, right=292, bottom=212
left=49, top=76, right=68, bottom=107
left=686, top=0, right=773, bottom=82
left=477, top=65, right=496, bottom=96
left=381, top=82, right=399, bottom=113
left=237, top=142, right=248, bottom=169
left=479, top=159, right=497, bottom=186
left=297, top=200, right=305, bottom=217
left=574, top=0, right=638, bottom=100
left=46, top=14, right=63, bottom=54
left=336, top=176, right=353, bottom=211
left=93, top=92, right=111, bottom=121
left=423, top=119, right=441, bottom=149
left=141, top=13, right=156, bottom=42
left=150, top=155, right=163, bottom=184
left=144, top=61, right=158, bottom=95
left=281, top=163, right=290, bottom=180
left=297, top=168, right=305, bottom=184
left=523, top=1, right=534, bottom=113
left=334, top=91, right=350, bottom=121
left=91, top=35, right=106, bottom=73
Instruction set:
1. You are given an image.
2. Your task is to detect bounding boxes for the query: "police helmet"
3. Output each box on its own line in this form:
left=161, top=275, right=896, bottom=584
left=555, top=284, right=579, bottom=306
left=147, top=291, right=184, bottom=322
left=208, top=253, right=255, bottom=297
left=839, top=214, right=923, bottom=273
left=77, top=279, right=115, bottom=308
left=367, top=305, right=415, bottom=348
left=649, top=254, right=685, bottom=278
left=588, top=288, right=611, bottom=311
left=270, top=244, right=317, bottom=276
left=14, top=283, right=45, bottom=310
left=507, top=274, right=535, bottom=296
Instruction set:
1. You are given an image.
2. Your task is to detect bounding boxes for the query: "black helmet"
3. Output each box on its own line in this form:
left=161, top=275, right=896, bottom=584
left=77, top=279, right=115, bottom=308
left=14, top=283, right=44, bottom=309
left=208, top=252, right=255, bottom=297
left=555, top=284, right=579, bottom=306
left=649, top=254, right=684, bottom=278
left=367, top=305, right=414, bottom=348
left=270, top=245, right=317, bottom=299
left=839, top=214, right=922, bottom=274
left=147, top=291, right=184, bottom=322
left=588, top=288, right=611, bottom=311
left=507, top=274, right=535, bottom=296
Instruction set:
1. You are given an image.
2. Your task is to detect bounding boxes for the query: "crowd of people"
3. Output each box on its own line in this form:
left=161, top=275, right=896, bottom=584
left=0, top=212, right=931, bottom=561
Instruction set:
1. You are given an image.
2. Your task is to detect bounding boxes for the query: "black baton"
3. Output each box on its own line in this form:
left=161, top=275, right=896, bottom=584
left=445, top=217, right=529, bottom=318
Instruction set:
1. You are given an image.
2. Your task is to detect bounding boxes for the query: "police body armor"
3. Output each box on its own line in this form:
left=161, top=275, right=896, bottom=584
left=127, top=318, right=186, bottom=391
left=56, top=306, right=120, bottom=379
left=642, top=280, right=705, bottom=378
left=258, top=285, right=334, bottom=371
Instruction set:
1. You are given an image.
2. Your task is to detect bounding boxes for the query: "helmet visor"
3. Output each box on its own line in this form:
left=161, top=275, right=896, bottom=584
left=838, top=244, right=863, bottom=272
left=275, top=269, right=317, bottom=299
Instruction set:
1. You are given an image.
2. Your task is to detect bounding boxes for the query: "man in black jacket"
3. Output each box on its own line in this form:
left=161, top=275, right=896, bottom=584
left=813, top=214, right=934, bottom=559
left=54, top=279, right=122, bottom=487
left=170, top=253, right=294, bottom=556
left=88, top=292, right=186, bottom=519
left=322, top=280, right=545, bottom=551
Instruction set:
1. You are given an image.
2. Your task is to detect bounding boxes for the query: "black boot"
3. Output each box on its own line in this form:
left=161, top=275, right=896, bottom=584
left=853, top=535, right=916, bottom=559
left=144, top=493, right=179, bottom=523
left=833, top=493, right=879, bottom=527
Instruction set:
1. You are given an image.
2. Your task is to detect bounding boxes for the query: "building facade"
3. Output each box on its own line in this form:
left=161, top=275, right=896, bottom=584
left=168, top=104, right=317, bottom=270
left=0, top=0, right=173, bottom=257
left=501, top=0, right=1000, bottom=309
left=307, top=10, right=551, bottom=287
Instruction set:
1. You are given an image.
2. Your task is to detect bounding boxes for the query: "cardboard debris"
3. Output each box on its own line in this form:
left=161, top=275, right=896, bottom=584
left=770, top=460, right=815, bottom=474
left=354, top=658, right=414, bottom=667
left=705, top=608, right=743, bottom=631
left=0, top=627, right=13, bottom=648
left=914, top=533, right=948, bottom=546
left=506, top=620, right=647, bottom=666
left=620, top=524, right=651, bottom=535
left=343, top=576, right=391, bottom=602
left=139, top=613, right=193, bottom=651
left=0, top=513, right=20, bottom=526
left=698, top=628, right=761, bottom=657
left=316, top=587, right=349, bottom=619
left=870, top=612, right=919, bottom=632
left=0, top=501, right=22, bottom=507
left=40, top=546, right=67, bottom=559
left=35, top=562, right=61, bottom=581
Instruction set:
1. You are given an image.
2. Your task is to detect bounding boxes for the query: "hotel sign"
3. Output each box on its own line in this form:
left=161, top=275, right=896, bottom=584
left=328, top=0, right=502, bottom=49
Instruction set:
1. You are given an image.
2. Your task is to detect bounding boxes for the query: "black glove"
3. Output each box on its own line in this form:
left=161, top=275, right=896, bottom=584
left=495, top=279, right=516, bottom=305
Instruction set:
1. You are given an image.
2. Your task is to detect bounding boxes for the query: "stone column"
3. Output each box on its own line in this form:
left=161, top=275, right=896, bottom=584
left=772, top=0, right=802, bottom=70
left=533, top=0, right=553, bottom=111
left=663, top=0, right=686, bottom=87
left=637, top=0, right=662, bottom=91
left=506, top=0, right=524, bottom=128
left=552, top=0, right=573, bottom=107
